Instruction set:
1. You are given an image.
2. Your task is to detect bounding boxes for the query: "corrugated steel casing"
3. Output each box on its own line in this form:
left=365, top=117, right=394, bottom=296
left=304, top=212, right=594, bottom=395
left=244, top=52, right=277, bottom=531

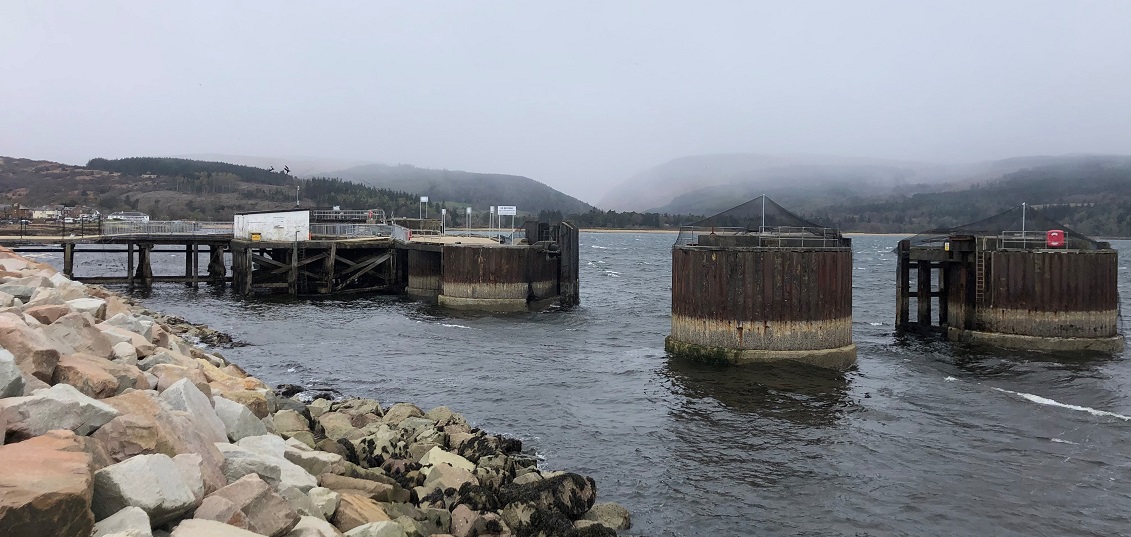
left=439, top=245, right=559, bottom=302
left=979, top=249, right=1120, bottom=338
left=670, top=246, right=854, bottom=354
left=406, top=249, right=442, bottom=298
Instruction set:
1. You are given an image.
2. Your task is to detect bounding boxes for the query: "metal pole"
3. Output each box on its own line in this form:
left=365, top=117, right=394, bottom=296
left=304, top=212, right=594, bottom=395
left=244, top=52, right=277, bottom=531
left=1021, top=202, right=1026, bottom=240
left=761, top=194, right=766, bottom=232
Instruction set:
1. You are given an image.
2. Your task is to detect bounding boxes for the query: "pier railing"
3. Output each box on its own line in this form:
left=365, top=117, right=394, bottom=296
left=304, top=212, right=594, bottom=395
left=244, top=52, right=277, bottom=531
left=102, top=221, right=233, bottom=237
left=310, top=209, right=386, bottom=224
left=674, top=226, right=848, bottom=248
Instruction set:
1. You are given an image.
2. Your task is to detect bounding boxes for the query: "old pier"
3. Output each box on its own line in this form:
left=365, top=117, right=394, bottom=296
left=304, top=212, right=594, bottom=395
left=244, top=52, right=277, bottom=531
left=0, top=210, right=580, bottom=312
left=896, top=205, right=1123, bottom=352
left=666, top=196, right=856, bottom=369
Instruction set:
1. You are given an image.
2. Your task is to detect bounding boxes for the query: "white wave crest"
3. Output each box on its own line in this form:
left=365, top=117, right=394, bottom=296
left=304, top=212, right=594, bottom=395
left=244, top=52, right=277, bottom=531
left=992, top=388, right=1131, bottom=421
left=441, top=323, right=471, bottom=329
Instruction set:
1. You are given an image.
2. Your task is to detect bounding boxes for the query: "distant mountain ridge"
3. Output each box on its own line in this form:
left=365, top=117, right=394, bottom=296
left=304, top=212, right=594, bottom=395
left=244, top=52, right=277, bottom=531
left=600, top=152, right=1131, bottom=215
left=326, top=163, right=593, bottom=215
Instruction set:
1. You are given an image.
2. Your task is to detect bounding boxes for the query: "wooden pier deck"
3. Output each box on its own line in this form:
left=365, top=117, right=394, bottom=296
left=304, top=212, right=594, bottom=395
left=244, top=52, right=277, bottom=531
left=0, top=221, right=581, bottom=310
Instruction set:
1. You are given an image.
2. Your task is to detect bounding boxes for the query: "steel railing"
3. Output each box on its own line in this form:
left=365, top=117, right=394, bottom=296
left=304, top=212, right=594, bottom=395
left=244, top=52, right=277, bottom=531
left=101, top=221, right=233, bottom=237
left=674, top=225, right=846, bottom=248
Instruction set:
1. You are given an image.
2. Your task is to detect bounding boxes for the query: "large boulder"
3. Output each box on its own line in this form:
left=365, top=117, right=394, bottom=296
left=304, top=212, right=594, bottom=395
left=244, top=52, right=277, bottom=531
left=91, top=390, right=228, bottom=494
left=581, top=502, right=631, bottom=530
left=23, top=304, right=74, bottom=325
left=159, top=378, right=227, bottom=444
left=318, top=474, right=395, bottom=503
left=380, top=403, right=424, bottom=426
left=308, top=487, right=341, bottom=519
left=40, top=312, right=115, bottom=358
left=66, top=297, right=108, bottom=321
left=332, top=493, right=391, bottom=533
left=0, top=383, right=119, bottom=439
left=194, top=474, right=300, bottom=537
left=285, top=443, right=344, bottom=477
left=420, top=464, right=478, bottom=495
left=344, top=521, right=406, bottom=537
left=92, top=453, right=200, bottom=525
left=0, top=430, right=95, bottom=537
left=98, top=325, right=157, bottom=358
left=93, top=506, right=153, bottom=537
left=170, top=519, right=265, bottom=537
left=287, top=516, right=344, bottom=537
left=235, top=435, right=319, bottom=492
left=52, top=353, right=133, bottom=399
left=213, top=395, right=269, bottom=441
left=498, top=474, right=597, bottom=532
left=449, top=505, right=485, bottom=537
left=0, top=312, right=61, bottom=381
left=419, top=446, right=475, bottom=472
left=100, top=313, right=155, bottom=341
left=0, top=348, right=25, bottom=397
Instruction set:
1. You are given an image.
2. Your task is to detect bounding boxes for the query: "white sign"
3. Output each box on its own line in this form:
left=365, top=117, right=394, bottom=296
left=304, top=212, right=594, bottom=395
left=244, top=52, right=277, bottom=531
left=466, top=207, right=472, bottom=214
left=497, top=205, right=517, bottom=216
left=420, top=196, right=429, bottom=203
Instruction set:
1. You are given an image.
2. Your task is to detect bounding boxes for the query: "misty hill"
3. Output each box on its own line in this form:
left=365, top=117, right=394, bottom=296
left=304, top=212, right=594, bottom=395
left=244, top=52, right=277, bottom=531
left=809, top=156, right=1131, bottom=237
left=599, top=153, right=956, bottom=212
left=600, top=153, right=1128, bottom=215
left=327, top=163, right=593, bottom=215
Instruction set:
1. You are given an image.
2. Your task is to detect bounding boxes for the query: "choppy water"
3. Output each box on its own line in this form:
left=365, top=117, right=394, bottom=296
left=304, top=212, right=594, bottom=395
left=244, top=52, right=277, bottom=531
left=40, top=234, right=1131, bottom=536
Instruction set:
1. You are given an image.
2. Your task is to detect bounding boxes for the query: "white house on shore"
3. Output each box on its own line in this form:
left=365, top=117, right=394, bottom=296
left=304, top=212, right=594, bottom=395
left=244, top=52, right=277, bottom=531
left=106, top=211, right=150, bottom=223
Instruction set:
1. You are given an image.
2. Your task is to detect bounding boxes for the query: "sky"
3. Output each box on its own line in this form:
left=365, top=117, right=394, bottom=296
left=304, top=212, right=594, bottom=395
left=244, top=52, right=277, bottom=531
left=2, top=1, right=1130, bottom=205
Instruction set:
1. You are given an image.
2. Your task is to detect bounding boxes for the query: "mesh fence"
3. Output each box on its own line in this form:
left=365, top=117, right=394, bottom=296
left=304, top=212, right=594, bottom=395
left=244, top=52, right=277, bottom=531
left=674, top=195, right=848, bottom=248
left=904, top=204, right=1103, bottom=250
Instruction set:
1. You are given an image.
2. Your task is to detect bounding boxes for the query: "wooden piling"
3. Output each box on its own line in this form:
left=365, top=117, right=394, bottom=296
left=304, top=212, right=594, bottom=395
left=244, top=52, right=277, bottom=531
left=917, top=260, right=931, bottom=326
left=896, top=239, right=910, bottom=327
left=192, top=243, right=199, bottom=288
left=324, top=243, right=336, bottom=294
left=62, top=242, right=75, bottom=278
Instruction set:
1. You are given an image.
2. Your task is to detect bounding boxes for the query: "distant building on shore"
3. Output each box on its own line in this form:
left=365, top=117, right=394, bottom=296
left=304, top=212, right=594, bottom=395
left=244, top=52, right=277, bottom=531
left=106, top=211, right=150, bottom=223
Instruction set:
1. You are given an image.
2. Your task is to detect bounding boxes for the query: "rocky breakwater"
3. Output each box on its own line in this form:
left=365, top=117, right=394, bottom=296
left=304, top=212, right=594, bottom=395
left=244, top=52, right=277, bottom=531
left=0, top=245, right=632, bottom=537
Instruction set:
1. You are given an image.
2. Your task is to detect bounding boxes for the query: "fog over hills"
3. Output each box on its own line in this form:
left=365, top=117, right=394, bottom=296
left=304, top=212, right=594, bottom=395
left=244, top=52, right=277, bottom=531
left=600, top=153, right=1131, bottom=215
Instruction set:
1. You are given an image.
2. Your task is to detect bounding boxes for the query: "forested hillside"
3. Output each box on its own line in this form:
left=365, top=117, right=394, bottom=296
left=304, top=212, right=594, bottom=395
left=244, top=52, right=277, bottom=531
left=327, top=163, right=593, bottom=215
left=809, top=160, right=1131, bottom=236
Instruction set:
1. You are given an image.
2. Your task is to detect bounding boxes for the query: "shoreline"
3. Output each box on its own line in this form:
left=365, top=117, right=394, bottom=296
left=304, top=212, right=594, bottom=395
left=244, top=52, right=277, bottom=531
left=0, top=246, right=630, bottom=536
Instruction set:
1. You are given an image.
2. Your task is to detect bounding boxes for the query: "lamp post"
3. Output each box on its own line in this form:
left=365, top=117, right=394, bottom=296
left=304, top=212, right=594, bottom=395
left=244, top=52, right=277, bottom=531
left=466, top=206, right=471, bottom=236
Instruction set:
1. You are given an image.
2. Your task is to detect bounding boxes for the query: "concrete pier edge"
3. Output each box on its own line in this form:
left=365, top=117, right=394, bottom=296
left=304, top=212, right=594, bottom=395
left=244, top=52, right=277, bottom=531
left=949, top=327, right=1126, bottom=353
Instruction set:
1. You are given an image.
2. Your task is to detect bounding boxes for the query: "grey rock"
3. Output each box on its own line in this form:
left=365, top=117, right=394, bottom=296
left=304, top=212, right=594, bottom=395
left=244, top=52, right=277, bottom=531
left=159, top=378, right=227, bottom=444
left=93, top=454, right=199, bottom=525
left=215, top=443, right=284, bottom=488
left=0, top=382, right=119, bottom=437
left=308, top=487, right=340, bottom=518
left=214, top=395, right=269, bottom=441
left=102, top=313, right=155, bottom=341
left=344, top=521, right=406, bottom=537
left=94, top=506, right=154, bottom=537
left=193, top=474, right=300, bottom=537
left=112, top=341, right=139, bottom=363
left=174, top=453, right=207, bottom=503
left=0, top=347, right=25, bottom=397
left=285, top=444, right=343, bottom=477
left=279, top=485, right=325, bottom=520
left=170, top=519, right=264, bottom=536
left=237, top=435, right=319, bottom=492
left=0, top=284, right=36, bottom=302
left=67, top=297, right=109, bottom=321
left=286, top=516, right=343, bottom=537
left=582, top=502, right=632, bottom=530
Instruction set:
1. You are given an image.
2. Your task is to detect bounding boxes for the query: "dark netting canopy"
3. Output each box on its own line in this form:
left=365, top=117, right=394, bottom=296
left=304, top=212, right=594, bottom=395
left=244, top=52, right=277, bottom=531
left=904, top=203, right=1104, bottom=250
left=675, top=195, right=847, bottom=248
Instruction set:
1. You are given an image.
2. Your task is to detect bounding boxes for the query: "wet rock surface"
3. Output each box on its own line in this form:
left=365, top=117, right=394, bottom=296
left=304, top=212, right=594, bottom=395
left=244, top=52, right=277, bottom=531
left=0, top=246, right=630, bottom=537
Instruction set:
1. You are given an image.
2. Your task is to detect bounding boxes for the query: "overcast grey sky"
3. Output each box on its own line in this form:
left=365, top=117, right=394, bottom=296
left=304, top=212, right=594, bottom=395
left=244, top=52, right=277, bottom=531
left=3, top=1, right=1130, bottom=203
